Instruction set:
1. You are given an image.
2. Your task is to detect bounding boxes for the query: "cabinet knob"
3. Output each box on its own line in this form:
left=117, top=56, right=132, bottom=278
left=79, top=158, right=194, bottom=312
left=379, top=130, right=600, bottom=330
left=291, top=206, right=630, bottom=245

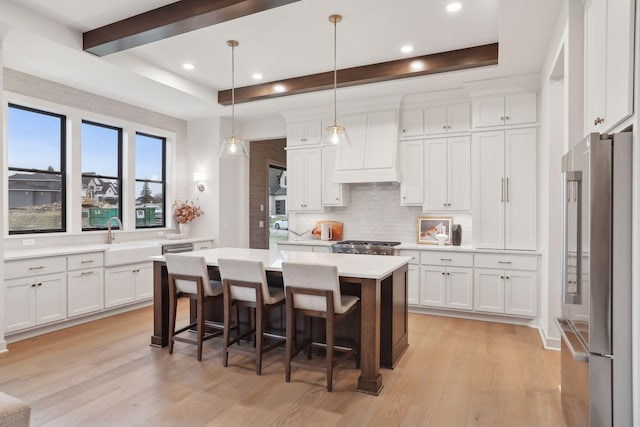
left=505, top=116, right=510, bottom=120
left=500, top=276, right=504, bottom=279
left=594, top=117, right=604, bottom=125
left=506, top=276, right=510, bottom=280
left=402, top=129, right=406, bottom=133
left=31, top=283, right=36, bottom=287
left=443, top=125, right=447, bottom=129
left=441, top=272, right=445, bottom=275
left=37, top=283, right=42, bottom=287
left=500, top=116, right=504, bottom=121
left=443, top=203, right=447, bottom=207
left=447, top=272, right=450, bottom=276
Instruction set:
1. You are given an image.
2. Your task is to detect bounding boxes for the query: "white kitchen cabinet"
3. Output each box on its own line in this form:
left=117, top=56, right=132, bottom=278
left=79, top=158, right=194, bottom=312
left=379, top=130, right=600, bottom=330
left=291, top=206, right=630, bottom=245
left=425, top=103, right=471, bottom=135
left=399, top=109, right=424, bottom=137
left=472, top=93, right=537, bottom=128
left=287, top=147, right=322, bottom=212
left=420, top=265, right=473, bottom=311
left=474, top=268, right=537, bottom=317
left=398, top=250, right=421, bottom=306
left=335, top=110, right=400, bottom=183
left=105, top=262, right=153, bottom=308
left=474, top=269, right=504, bottom=313
left=472, top=128, right=537, bottom=250
left=584, top=0, right=634, bottom=133
left=5, top=272, right=67, bottom=333
left=67, top=252, right=104, bottom=318
left=423, top=136, right=471, bottom=211
left=420, top=266, right=446, bottom=307
left=322, top=145, right=349, bottom=206
left=286, top=119, right=323, bottom=147
left=400, top=140, right=424, bottom=206
left=192, top=240, right=214, bottom=251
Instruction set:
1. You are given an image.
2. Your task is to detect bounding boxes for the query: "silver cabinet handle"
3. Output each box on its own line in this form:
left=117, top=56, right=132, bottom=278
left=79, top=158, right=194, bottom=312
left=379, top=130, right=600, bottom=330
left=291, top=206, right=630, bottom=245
left=440, top=258, right=452, bottom=261
left=501, top=178, right=504, bottom=202
left=498, top=261, right=512, bottom=264
left=81, top=271, right=95, bottom=275
left=81, top=260, right=94, bottom=264
left=506, top=177, right=509, bottom=202
left=29, top=266, right=45, bottom=270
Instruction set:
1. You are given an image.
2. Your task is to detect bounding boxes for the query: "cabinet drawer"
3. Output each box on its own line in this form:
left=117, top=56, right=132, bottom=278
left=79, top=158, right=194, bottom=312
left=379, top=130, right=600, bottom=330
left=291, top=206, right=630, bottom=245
left=397, top=250, right=420, bottom=264
left=474, top=253, right=538, bottom=271
left=420, top=251, right=473, bottom=267
left=6, top=256, right=66, bottom=279
left=67, top=252, right=104, bottom=271
left=193, top=240, right=214, bottom=251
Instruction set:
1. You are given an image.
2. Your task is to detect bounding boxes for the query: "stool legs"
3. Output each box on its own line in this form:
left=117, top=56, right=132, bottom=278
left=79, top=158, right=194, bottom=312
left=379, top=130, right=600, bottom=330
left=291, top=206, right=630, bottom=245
left=168, top=286, right=177, bottom=355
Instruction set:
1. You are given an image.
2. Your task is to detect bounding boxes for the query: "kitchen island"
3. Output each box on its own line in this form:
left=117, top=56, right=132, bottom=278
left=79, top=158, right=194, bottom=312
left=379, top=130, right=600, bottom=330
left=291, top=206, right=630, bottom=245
left=150, top=247, right=411, bottom=395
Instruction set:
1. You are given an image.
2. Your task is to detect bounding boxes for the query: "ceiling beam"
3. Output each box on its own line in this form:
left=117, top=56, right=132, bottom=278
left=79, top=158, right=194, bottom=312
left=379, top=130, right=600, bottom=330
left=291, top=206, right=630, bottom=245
left=83, top=0, right=301, bottom=56
left=218, top=43, right=499, bottom=105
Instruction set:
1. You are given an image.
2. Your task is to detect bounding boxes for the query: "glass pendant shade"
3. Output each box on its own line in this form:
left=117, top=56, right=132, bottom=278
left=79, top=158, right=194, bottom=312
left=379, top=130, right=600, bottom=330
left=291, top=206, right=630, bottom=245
left=219, top=136, right=247, bottom=158
left=322, top=125, right=350, bottom=146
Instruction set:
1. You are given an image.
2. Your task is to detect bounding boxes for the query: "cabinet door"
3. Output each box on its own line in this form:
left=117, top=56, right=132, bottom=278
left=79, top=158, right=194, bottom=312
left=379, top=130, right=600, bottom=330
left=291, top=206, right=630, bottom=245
left=420, top=266, right=446, bottom=307
left=474, top=269, right=504, bottom=313
left=447, top=136, right=471, bottom=211
left=36, top=273, right=67, bottom=325
left=504, top=128, right=537, bottom=250
left=424, top=106, right=448, bottom=135
left=105, top=266, right=136, bottom=308
left=504, top=93, right=537, bottom=126
left=407, top=264, right=420, bottom=306
left=473, top=96, right=505, bottom=128
left=67, top=269, right=104, bottom=317
left=287, top=122, right=307, bottom=147
left=399, top=109, right=424, bottom=137
left=423, top=138, right=448, bottom=210
left=287, top=150, right=307, bottom=210
left=472, top=131, right=505, bottom=248
left=304, top=149, right=322, bottom=211
left=336, top=113, right=367, bottom=171
left=322, top=145, right=345, bottom=206
left=504, top=270, right=537, bottom=317
left=5, top=278, right=36, bottom=332
left=400, top=140, right=424, bottom=205
left=305, top=119, right=322, bottom=144
left=364, top=110, right=397, bottom=169
left=446, top=267, right=473, bottom=311
left=135, top=263, right=154, bottom=300
left=446, top=103, right=471, bottom=133
left=584, top=0, right=607, bottom=133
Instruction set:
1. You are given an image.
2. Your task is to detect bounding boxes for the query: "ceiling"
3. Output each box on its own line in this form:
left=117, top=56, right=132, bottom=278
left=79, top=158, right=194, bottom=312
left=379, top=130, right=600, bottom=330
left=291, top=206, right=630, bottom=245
left=0, top=0, right=562, bottom=122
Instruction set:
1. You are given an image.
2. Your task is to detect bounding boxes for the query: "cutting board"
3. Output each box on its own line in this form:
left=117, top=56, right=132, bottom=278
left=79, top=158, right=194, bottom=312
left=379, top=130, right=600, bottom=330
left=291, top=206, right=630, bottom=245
left=311, top=220, right=343, bottom=241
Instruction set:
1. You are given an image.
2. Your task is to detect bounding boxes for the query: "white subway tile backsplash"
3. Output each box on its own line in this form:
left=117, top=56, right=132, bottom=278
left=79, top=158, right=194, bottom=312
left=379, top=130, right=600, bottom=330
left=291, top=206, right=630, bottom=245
left=290, top=183, right=472, bottom=245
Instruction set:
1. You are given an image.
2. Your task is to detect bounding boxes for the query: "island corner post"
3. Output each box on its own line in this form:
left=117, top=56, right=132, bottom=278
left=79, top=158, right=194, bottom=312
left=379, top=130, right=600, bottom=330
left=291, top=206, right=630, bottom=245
left=150, top=259, right=409, bottom=394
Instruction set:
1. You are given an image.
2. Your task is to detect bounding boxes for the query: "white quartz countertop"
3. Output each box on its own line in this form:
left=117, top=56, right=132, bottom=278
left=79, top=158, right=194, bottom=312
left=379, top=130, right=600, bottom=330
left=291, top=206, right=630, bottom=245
left=152, top=247, right=411, bottom=280
left=4, top=237, right=215, bottom=261
left=277, top=240, right=336, bottom=247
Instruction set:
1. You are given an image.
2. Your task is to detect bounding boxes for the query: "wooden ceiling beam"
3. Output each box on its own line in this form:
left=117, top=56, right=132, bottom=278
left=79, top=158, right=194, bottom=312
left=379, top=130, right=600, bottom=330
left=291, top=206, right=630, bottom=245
left=218, top=43, right=499, bottom=105
left=83, top=0, right=301, bottom=56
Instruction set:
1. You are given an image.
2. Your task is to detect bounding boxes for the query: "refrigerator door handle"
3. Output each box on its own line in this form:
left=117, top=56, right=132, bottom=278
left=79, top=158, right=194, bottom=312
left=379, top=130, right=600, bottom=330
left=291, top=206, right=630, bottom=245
left=555, top=318, right=589, bottom=362
left=562, top=171, right=583, bottom=304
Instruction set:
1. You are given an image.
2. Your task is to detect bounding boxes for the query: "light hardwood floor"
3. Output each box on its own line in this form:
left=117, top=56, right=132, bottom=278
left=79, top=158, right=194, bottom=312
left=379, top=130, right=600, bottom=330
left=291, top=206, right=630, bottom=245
left=0, top=301, right=566, bottom=426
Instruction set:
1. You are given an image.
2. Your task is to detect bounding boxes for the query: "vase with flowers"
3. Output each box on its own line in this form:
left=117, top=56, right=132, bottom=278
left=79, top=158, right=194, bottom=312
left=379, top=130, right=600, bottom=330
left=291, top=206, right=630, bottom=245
left=173, top=200, right=203, bottom=237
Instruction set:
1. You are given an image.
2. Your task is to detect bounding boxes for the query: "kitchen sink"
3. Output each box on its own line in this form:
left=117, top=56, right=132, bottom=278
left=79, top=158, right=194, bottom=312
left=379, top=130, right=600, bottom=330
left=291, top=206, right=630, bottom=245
left=104, top=242, right=162, bottom=266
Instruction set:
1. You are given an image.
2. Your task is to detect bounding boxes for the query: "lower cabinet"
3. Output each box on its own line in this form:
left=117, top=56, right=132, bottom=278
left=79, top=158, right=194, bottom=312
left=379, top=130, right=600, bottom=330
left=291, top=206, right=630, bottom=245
left=420, top=266, right=473, bottom=311
left=407, top=264, right=420, bottom=305
left=105, top=262, right=154, bottom=308
left=474, top=268, right=537, bottom=317
left=67, top=269, right=105, bottom=317
left=5, top=272, right=67, bottom=333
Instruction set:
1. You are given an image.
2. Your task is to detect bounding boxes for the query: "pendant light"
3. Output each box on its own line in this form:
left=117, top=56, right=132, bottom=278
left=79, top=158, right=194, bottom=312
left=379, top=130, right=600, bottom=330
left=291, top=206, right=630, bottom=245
left=322, top=14, right=350, bottom=146
left=219, top=39, right=248, bottom=158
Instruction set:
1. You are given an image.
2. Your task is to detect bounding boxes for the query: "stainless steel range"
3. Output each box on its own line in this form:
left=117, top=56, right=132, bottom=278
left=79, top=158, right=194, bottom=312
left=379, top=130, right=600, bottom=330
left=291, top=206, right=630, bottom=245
left=331, top=240, right=401, bottom=256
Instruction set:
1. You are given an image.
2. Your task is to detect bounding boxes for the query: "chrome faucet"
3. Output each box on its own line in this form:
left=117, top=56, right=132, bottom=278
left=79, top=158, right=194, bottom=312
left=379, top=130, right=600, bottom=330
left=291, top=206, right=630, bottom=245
left=106, top=217, right=123, bottom=244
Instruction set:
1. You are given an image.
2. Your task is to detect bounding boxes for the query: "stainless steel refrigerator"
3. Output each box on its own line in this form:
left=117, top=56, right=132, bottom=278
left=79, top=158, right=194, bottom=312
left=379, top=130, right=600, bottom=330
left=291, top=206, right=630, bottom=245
left=557, top=132, right=632, bottom=426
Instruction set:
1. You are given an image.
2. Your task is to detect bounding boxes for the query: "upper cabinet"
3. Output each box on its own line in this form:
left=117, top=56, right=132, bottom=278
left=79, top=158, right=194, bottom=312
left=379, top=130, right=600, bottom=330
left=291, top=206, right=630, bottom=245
left=286, top=119, right=323, bottom=147
left=321, top=145, right=349, bottom=207
left=472, top=92, right=537, bottom=129
left=334, top=110, right=400, bottom=183
left=287, top=147, right=322, bottom=212
left=400, top=140, right=424, bottom=206
left=399, top=103, right=471, bottom=138
left=584, top=0, right=634, bottom=133
left=423, top=136, right=471, bottom=212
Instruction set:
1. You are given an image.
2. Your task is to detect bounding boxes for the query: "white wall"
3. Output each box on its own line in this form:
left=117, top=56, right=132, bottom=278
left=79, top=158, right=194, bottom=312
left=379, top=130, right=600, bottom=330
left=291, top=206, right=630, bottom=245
left=0, top=40, right=6, bottom=352
left=632, top=1, right=640, bottom=423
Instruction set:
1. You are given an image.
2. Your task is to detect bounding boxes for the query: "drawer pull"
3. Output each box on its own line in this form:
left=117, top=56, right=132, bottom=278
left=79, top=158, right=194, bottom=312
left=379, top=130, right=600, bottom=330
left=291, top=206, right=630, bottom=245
left=28, top=266, right=45, bottom=270
left=440, top=258, right=452, bottom=261
left=31, top=283, right=36, bottom=287
left=498, top=261, right=512, bottom=264
left=81, top=260, right=95, bottom=264
left=81, top=271, right=95, bottom=275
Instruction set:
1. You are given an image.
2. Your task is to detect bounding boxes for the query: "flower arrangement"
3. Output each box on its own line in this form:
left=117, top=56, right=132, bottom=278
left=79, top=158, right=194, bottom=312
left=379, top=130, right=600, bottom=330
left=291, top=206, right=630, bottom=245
left=172, top=200, right=204, bottom=224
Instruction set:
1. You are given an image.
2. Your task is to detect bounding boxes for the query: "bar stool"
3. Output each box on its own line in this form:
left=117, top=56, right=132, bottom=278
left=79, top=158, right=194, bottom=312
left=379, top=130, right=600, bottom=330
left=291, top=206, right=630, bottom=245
left=165, top=254, right=226, bottom=361
left=281, top=262, right=360, bottom=392
left=217, top=258, right=286, bottom=375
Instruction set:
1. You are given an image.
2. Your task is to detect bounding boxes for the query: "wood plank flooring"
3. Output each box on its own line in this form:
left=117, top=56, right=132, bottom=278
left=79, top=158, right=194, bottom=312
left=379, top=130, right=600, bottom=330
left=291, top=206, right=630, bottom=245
left=0, top=301, right=565, bottom=426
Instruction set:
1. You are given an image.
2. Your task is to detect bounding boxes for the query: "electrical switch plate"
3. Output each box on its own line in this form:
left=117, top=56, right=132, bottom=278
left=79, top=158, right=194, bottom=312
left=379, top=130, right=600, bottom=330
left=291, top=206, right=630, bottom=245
left=259, top=221, right=264, bottom=228
left=260, top=204, right=264, bottom=211
left=22, top=239, right=35, bottom=246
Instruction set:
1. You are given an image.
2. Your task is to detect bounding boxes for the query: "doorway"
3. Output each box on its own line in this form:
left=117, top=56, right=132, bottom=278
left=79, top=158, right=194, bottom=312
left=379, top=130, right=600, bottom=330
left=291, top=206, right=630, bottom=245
left=268, top=164, right=287, bottom=249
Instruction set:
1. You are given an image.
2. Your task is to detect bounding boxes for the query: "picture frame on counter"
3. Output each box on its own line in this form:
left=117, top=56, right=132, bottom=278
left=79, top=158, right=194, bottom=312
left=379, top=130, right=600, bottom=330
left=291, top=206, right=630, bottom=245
left=417, top=216, right=453, bottom=245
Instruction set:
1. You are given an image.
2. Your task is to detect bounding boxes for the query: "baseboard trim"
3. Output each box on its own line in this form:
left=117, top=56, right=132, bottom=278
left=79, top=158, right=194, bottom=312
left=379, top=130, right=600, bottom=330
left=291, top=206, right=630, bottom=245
left=0, top=340, right=7, bottom=353
left=4, top=300, right=153, bottom=346
left=538, top=324, right=561, bottom=351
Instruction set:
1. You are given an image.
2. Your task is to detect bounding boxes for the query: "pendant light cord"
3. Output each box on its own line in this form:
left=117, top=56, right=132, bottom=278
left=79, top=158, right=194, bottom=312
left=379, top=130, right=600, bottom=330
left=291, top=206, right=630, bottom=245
left=231, top=42, right=236, bottom=138
left=333, top=18, right=337, bottom=127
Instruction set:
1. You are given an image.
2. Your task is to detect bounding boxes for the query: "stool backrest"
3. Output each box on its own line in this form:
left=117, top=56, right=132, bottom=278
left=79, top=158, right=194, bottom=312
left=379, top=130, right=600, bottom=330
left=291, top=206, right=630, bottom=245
left=217, top=258, right=274, bottom=303
left=281, top=262, right=342, bottom=313
left=165, top=254, right=217, bottom=296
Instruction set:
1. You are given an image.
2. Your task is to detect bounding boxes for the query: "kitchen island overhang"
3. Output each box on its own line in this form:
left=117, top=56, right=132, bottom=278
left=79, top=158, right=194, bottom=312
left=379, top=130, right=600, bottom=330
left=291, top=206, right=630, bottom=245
left=149, top=248, right=411, bottom=395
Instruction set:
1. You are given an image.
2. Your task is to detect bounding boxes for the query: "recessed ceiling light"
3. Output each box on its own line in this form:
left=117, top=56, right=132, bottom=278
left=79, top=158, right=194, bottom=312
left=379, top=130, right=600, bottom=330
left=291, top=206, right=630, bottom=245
left=410, top=60, right=424, bottom=71
left=252, top=73, right=263, bottom=80
left=273, top=84, right=286, bottom=93
left=183, top=63, right=195, bottom=70
left=401, top=45, right=414, bottom=54
left=446, top=2, right=462, bottom=12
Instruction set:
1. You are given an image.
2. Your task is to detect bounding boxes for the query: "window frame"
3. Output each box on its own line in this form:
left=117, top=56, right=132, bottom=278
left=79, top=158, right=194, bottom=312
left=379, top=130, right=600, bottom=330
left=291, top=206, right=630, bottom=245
left=80, top=119, right=123, bottom=232
left=135, top=131, right=167, bottom=229
left=7, top=103, right=67, bottom=235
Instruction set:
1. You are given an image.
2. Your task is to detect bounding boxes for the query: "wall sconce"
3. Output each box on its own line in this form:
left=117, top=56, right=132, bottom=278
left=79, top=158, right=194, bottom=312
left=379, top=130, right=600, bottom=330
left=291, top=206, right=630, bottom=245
left=193, top=172, right=206, bottom=192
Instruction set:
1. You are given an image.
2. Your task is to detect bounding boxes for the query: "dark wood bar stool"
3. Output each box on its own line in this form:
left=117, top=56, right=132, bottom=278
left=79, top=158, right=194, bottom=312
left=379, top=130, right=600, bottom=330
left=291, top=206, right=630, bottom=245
left=165, top=254, right=226, bottom=361
left=218, top=258, right=286, bottom=375
left=281, top=262, right=360, bottom=391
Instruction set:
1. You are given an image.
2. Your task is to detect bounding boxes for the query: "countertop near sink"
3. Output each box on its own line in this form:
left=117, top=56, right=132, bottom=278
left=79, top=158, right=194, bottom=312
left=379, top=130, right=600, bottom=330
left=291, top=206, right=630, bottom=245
left=4, top=236, right=215, bottom=261
left=277, top=240, right=336, bottom=247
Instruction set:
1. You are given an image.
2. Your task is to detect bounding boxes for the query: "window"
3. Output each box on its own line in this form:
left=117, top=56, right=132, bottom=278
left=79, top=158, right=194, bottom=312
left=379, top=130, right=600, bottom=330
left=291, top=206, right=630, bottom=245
left=7, top=104, right=66, bottom=234
left=81, top=121, right=122, bottom=231
left=135, top=132, right=166, bottom=228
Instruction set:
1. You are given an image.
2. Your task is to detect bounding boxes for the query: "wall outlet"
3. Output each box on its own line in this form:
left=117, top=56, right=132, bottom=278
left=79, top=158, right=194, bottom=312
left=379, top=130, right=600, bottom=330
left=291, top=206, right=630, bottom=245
left=22, top=239, right=35, bottom=246
left=259, top=221, right=264, bottom=228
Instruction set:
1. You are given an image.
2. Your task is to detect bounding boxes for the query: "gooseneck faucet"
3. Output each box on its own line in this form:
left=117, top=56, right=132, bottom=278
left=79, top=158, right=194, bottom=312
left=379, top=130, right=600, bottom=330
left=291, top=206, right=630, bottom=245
left=106, top=217, right=123, bottom=244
